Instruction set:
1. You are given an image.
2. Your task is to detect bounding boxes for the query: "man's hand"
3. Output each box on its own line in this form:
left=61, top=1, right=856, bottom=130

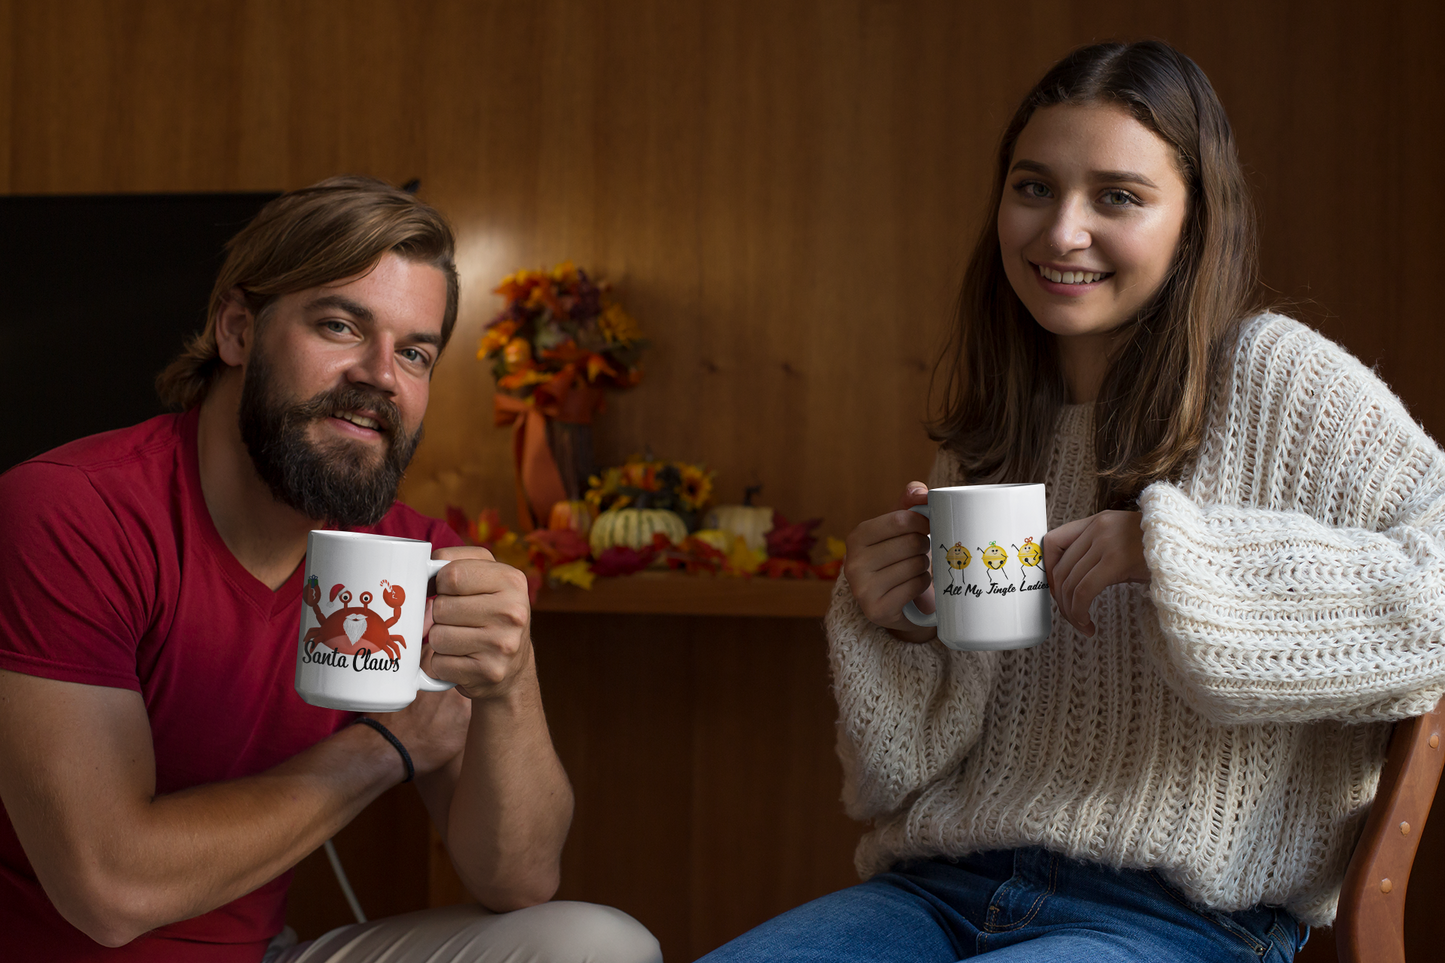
left=1042, top=510, right=1151, bottom=637
left=368, top=687, right=471, bottom=781
left=844, top=483, right=937, bottom=643
left=406, top=549, right=571, bottom=913
left=421, top=546, right=534, bottom=701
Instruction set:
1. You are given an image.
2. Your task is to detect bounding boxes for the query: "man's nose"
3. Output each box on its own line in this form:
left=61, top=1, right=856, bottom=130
left=1046, top=196, right=1092, bottom=255
left=346, top=337, right=397, bottom=394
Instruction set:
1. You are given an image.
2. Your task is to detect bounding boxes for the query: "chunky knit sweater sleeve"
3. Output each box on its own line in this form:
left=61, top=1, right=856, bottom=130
left=1140, top=314, right=1445, bottom=725
left=826, top=450, right=1000, bottom=821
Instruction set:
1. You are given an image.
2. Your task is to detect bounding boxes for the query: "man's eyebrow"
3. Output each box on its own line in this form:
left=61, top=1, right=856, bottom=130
left=1008, top=159, right=1160, bottom=189
left=305, top=294, right=443, bottom=347
left=305, top=294, right=374, bottom=323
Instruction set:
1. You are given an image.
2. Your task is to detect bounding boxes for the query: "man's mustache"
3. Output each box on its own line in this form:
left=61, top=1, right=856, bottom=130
left=290, top=386, right=403, bottom=440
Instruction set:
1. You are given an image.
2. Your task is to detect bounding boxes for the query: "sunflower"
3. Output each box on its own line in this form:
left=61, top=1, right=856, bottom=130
left=678, top=464, right=715, bottom=512
left=598, top=303, right=643, bottom=345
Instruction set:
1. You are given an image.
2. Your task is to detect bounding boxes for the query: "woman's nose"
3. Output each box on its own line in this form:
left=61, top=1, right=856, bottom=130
left=1045, top=197, right=1092, bottom=255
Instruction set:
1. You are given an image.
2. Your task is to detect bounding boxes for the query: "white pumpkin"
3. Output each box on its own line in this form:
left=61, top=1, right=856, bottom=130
left=589, top=507, right=689, bottom=555
left=704, top=504, right=775, bottom=553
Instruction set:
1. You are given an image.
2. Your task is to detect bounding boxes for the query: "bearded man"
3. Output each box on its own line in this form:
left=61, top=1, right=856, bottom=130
left=0, top=177, right=659, bottom=963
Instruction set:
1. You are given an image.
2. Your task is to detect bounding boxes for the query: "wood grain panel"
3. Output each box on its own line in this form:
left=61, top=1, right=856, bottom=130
left=524, top=612, right=862, bottom=962
left=6, top=1, right=1445, bottom=960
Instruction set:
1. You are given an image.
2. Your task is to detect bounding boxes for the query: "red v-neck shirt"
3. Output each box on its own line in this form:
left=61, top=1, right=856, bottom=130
left=0, top=408, right=460, bottom=961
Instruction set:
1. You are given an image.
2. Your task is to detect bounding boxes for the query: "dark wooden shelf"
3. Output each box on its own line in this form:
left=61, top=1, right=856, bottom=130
left=533, top=571, right=836, bottom=618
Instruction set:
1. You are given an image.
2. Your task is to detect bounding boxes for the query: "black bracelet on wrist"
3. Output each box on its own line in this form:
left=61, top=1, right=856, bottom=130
left=353, top=717, right=414, bottom=783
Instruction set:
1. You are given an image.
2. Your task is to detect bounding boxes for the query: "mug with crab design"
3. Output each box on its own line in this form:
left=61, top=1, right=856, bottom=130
left=294, top=530, right=457, bottom=711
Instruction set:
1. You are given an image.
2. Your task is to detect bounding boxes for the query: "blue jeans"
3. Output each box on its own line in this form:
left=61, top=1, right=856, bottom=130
left=697, top=849, right=1305, bottom=962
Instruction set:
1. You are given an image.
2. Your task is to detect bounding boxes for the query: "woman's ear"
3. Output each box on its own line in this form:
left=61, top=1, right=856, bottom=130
left=214, top=288, right=255, bottom=367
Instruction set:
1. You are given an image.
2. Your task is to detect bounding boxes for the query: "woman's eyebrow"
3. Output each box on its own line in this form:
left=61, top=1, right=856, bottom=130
left=1092, top=169, right=1159, bottom=189
left=1008, top=158, right=1159, bottom=190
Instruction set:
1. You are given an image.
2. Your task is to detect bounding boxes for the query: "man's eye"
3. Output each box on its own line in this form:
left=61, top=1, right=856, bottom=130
left=400, top=347, right=429, bottom=365
left=323, top=320, right=350, bottom=334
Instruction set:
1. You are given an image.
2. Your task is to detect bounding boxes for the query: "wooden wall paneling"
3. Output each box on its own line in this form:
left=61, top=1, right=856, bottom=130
left=0, top=0, right=14, bottom=189
left=489, top=612, right=863, bottom=962
left=686, top=615, right=860, bottom=957
left=7, top=1, right=1445, bottom=959
left=532, top=612, right=700, bottom=957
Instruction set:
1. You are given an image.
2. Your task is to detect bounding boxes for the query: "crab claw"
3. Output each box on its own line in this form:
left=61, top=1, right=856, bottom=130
left=382, top=583, right=406, bottom=609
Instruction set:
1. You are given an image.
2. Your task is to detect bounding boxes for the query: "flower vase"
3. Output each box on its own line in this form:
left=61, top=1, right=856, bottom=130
left=546, top=419, right=595, bottom=502
left=545, top=382, right=605, bottom=502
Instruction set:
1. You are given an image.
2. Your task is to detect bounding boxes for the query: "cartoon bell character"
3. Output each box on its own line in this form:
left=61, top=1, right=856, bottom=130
left=1014, top=536, right=1042, bottom=586
left=943, top=541, right=971, bottom=585
left=978, top=541, right=1009, bottom=585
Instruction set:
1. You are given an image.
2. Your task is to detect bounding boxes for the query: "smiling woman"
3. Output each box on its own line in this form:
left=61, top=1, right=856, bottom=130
left=934, top=42, right=1256, bottom=514
left=703, top=38, right=1445, bottom=963
left=997, top=103, right=1191, bottom=391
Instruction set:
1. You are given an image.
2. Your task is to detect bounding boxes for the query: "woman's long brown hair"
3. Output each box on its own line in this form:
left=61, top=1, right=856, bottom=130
left=930, top=41, right=1259, bottom=509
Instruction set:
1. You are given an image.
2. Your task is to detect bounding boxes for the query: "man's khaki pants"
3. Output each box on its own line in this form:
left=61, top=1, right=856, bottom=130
left=264, top=902, right=662, bottom=963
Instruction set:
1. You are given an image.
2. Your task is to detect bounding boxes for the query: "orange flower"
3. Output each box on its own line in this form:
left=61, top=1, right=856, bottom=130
left=493, top=269, right=544, bottom=304
left=619, top=460, right=659, bottom=491
left=585, top=352, right=618, bottom=383
left=477, top=319, right=519, bottom=359
left=540, top=340, right=587, bottom=365
left=502, top=337, right=533, bottom=371
left=497, top=366, right=553, bottom=391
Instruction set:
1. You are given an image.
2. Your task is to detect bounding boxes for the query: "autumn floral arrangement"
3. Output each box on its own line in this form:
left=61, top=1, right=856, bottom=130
left=479, top=261, right=648, bottom=530
left=479, top=261, right=647, bottom=396
left=446, top=462, right=845, bottom=599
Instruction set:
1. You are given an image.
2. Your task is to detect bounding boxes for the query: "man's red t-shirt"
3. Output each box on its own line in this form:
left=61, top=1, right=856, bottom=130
left=0, top=409, right=460, bottom=961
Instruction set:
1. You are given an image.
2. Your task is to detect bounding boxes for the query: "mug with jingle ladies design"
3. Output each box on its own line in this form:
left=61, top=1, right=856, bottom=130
left=903, top=483, right=1052, bottom=650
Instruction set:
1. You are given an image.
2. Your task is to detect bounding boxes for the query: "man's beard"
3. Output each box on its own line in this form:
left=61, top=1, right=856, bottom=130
left=238, top=351, right=423, bottom=527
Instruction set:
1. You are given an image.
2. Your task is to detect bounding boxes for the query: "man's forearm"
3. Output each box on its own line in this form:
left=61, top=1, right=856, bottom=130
left=25, top=720, right=402, bottom=945
left=434, top=653, right=573, bottom=912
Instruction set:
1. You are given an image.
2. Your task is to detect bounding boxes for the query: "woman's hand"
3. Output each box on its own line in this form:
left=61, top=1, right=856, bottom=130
left=1042, top=510, right=1150, bottom=636
left=844, top=483, right=937, bottom=643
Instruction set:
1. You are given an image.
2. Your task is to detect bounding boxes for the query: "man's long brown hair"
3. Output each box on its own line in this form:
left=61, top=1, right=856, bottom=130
left=930, top=41, right=1258, bottom=509
left=156, top=175, right=459, bottom=410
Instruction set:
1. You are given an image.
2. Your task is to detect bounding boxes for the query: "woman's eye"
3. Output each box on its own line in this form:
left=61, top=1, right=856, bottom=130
left=1101, top=189, right=1139, bottom=207
left=1015, top=181, right=1051, bottom=199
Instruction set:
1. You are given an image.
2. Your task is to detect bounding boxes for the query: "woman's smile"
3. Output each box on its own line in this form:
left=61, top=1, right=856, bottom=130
left=1032, top=262, right=1115, bottom=295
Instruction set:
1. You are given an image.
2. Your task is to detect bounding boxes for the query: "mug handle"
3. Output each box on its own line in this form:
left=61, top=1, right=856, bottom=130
left=901, top=504, right=937, bottom=628
left=417, top=557, right=458, bottom=693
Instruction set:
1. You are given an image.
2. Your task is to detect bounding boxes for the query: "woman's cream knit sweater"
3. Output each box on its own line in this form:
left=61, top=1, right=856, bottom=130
left=826, top=314, right=1445, bottom=925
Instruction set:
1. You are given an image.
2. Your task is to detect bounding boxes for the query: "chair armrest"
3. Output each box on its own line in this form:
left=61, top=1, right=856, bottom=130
left=1335, top=698, right=1445, bottom=963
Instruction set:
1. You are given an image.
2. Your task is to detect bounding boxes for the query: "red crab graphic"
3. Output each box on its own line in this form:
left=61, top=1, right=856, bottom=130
left=303, top=576, right=407, bottom=660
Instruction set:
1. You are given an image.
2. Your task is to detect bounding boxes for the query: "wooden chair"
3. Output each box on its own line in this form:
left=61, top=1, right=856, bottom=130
left=1334, top=697, right=1445, bottom=962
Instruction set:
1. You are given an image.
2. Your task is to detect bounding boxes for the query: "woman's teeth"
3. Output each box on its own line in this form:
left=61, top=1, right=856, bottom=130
left=1039, top=265, right=1108, bottom=284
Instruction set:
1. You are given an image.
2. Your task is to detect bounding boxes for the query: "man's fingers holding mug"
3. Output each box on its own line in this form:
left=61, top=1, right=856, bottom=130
left=422, top=626, right=530, bottom=694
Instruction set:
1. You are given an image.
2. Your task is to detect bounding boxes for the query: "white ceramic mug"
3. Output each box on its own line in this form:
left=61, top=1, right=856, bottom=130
left=903, top=483, right=1051, bottom=650
left=294, top=530, right=457, bottom=712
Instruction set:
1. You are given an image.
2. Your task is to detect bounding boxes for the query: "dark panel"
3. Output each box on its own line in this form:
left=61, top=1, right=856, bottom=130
left=0, top=192, right=279, bottom=469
